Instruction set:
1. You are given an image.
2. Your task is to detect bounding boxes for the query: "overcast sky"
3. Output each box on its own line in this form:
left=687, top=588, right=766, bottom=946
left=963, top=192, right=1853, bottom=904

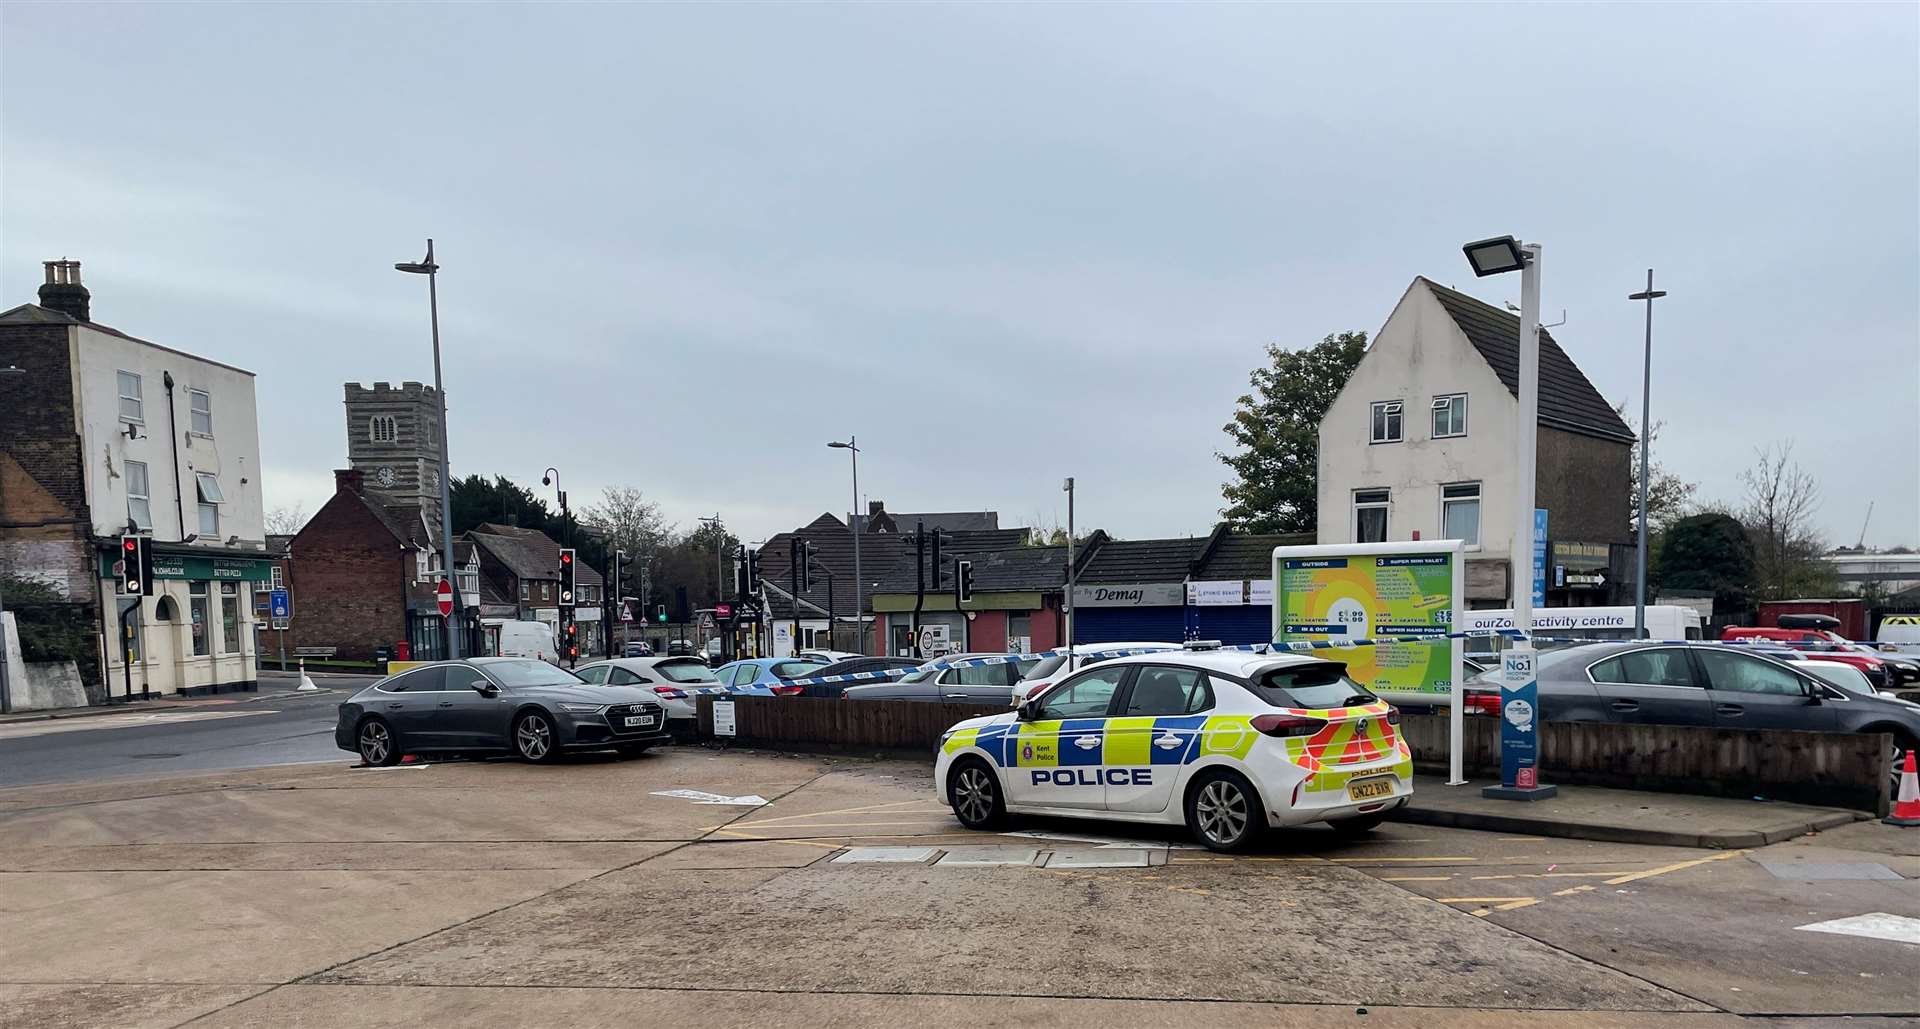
left=4, top=3, right=1915, bottom=549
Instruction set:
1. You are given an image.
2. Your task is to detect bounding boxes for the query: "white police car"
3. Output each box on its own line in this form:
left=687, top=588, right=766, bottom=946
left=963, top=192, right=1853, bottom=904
left=934, top=644, right=1413, bottom=852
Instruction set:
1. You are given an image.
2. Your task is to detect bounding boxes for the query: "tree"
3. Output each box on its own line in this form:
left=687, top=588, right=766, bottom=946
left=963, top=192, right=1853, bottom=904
left=264, top=504, right=306, bottom=536
left=1218, top=330, right=1367, bottom=534
left=579, top=487, right=670, bottom=563
left=1657, top=512, right=1754, bottom=619
left=450, top=474, right=550, bottom=536
left=1615, top=403, right=1697, bottom=535
left=1739, top=442, right=1837, bottom=600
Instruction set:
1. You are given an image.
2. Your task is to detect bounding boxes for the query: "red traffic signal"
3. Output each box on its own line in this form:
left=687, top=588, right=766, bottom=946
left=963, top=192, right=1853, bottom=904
left=558, top=547, right=577, bottom=607
left=118, top=535, right=152, bottom=595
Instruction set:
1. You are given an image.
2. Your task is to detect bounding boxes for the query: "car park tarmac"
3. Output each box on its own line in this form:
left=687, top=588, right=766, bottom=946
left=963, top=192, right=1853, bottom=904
left=1, top=746, right=1914, bottom=1028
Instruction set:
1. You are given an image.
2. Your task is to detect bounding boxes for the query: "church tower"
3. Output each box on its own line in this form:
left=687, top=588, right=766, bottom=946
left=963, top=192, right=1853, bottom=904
left=343, top=381, right=445, bottom=541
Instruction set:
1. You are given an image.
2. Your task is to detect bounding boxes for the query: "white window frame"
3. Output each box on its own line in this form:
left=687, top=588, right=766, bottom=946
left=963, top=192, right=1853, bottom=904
left=270, top=565, right=284, bottom=589
left=188, top=389, right=213, bottom=436
left=1440, top=481, right=1482, bottom=548
left=199, top=501, right=220, bottom=537
left=117, top=370, right=144, bottom=424
left=125, top=460, right=153, bottom=532
left=1354, top=488, right=1390, bottom=543
left=1369, top=400, right=1403, bottom=444
left=1431, top=393, right=1467, bottom=439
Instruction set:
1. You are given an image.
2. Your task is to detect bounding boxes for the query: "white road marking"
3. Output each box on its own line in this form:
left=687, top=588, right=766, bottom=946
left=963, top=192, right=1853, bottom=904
left=0, top=709, right=272, bottom=739
left=1795, top=913, right=1920, bottom=946
left=650, top=789, right=769, bottom=806
left=1001, top=829, right=1200, bottom=851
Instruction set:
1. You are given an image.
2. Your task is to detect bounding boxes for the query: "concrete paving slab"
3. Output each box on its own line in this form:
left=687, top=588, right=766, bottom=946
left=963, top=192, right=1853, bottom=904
left=1394, top=775, right=1867, bottom=848
left=0, top=983, right=264, bottom=1029
left=832, top=846, right=939, bottom=863
left=644, top=840, right=838, bottom=870
left=1042, top=849, right=1154, bottom=868
left=318, top=863, right=1705, bottom=1011
left=934, top=846, right=1039, bottom=866
left=1758, top=860, right=1902, bottom=880
left=184, top=984, right=1754, bottom=1029
left=0, top=840, right=674, bottom=872
left=0, top=868, right=591, bottom=984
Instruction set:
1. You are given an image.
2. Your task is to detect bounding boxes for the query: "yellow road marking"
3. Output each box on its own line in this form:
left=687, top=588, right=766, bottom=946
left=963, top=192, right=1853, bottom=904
left=1437, top=896, right=1534, bottom=904
left=1603, top=850, right=1748, bottom=886
left=707, top=828, right=847, bottom=851
left=1168, top=886, right=1212, bottom=896
left=1496, top=836, right=1546, bottom=842
left=721, top=819, right=956, bottom=830
left=1380, top=875, right=1454, bottom=882
left=1471, top=871, right=1620, bottom=880
left=1553, top=884, right=1597, bottom=896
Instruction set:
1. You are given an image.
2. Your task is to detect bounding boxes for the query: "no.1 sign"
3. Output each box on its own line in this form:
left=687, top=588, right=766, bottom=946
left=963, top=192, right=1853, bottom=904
left=437, top=578, right=454, bottom=618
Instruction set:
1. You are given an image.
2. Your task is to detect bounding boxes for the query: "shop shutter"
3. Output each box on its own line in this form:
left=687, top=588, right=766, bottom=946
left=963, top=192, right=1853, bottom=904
left=1188, top=605, right=1273, bottom=646
left=1076, top=606, right=1186, bottom=645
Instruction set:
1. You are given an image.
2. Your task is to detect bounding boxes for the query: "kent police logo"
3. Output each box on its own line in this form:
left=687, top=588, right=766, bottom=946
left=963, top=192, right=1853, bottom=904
left=1021, top=742, right=1033, bottom=761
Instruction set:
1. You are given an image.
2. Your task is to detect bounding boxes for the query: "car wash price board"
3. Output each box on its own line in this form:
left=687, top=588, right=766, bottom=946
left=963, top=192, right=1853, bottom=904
left=1277, top=552, right=1455, bottom=697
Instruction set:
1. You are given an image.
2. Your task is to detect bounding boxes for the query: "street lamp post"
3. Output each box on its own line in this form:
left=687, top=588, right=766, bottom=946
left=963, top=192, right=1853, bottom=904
left=394, top=241, right=461, bottom=659
left=1464, top=234, right=1554, bottom=800
left=1063, top=476, right=1076, bottom=674
left=828, top=439, right=862, bottom=654
left=1628, top=270, right=1667, bottom=640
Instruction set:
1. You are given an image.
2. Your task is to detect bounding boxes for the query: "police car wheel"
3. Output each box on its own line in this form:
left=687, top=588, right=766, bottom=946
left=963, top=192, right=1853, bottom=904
left=947, top=759, right=1005, bottom=830
left=1185, top=770, right=1266, bottom=852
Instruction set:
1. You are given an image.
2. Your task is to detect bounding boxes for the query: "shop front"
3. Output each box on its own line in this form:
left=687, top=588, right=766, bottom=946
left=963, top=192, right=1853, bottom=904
left=96, top=545, right=273, bottom=698
left=1184, top=579, right=1274, bottom=645
left=1071, top=582, right=1187, bottom=644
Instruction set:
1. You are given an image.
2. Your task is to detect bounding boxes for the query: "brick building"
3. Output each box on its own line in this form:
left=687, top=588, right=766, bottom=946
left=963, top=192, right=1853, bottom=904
left=281, top=469, right=451, bottom=662
left=463, top=523, right=602, bottom=658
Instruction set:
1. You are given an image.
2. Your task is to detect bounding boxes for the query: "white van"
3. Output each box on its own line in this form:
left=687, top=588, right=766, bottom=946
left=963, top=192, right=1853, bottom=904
left=483, top=619, right=558, bottom=663
left=1461, top=605, right=1704, bottom=657
left=1877, top=615, right=1920, bottom=655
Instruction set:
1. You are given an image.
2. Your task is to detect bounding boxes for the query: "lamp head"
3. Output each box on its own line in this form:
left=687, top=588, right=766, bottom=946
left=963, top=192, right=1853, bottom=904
left=1462, top=235, right=1528, bottom=277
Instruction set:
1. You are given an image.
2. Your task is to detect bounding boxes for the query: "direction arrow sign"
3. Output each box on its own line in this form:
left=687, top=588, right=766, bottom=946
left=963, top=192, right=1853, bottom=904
left=436, top=578, right=454, bottom=618
left=268, top=588, right=291, bottom=619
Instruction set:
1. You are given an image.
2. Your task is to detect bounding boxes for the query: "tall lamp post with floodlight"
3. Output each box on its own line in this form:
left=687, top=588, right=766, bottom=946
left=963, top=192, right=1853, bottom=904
left=1462, top=234, right=1555, bottom=801
left=828, top=438, right=863, bottom=654
left=1628, top=271, right=1667, bottom=640
left=0, top=362, right=21, bottom=709
left=395, top=241, right=461, bottom=659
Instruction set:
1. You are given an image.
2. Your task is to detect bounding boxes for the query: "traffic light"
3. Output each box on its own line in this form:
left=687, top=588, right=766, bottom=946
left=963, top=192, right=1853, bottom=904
left=675, top=585, right=690, bottom=623
left=798, top=541, right=814, bottom=592
left=742, top=549, right=760, bottom=596
left=929, top=529, right=944, bottom=587
left=655, top=604, right=667, bottom=623
left=563, top=617, right=578, bottom=660
left=118, top=535, right=153, bottom=596
left=955, top=559, right=974, bottom=606
left=558, top=548, right=576, bottom=607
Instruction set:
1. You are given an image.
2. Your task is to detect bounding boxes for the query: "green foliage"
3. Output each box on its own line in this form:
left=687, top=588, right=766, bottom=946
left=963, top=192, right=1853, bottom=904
left=1218, top=330, right=1368, bottom=534
left=1657, top=513, right=1754, bottom=618
left=2, top=576, right=98, bottom=683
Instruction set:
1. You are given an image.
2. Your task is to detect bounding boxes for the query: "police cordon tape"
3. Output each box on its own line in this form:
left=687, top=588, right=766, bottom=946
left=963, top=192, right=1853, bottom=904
left=686, top=629, right=1893, bottom=696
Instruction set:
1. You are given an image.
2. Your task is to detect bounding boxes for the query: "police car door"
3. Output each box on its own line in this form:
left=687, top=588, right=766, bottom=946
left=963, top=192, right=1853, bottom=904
left=1102, top=664, right=1212, bottom=813
left=1004, top=664, right=1132, bottom=810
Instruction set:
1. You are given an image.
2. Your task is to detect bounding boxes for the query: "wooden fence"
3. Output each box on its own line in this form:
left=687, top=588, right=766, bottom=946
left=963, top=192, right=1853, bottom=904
left=697, top=696, right=1005, bottom=755
left=1399, top=714, right=1892, bottom=815
left=698, top=698, right=1893, bottom=815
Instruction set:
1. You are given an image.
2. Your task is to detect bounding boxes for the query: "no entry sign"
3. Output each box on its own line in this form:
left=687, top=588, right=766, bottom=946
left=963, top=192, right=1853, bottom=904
left=437, top=578, right=454, bottom=618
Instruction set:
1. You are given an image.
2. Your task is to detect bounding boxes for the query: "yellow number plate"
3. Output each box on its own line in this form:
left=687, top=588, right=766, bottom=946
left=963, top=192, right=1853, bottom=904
left=1347, top=776, right=1395, bottom=802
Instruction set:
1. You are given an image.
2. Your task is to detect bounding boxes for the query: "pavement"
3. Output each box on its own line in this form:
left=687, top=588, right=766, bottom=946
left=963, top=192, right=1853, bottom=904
left=1, top=746, right=1915, bottom=1027
left=0, top=673, right=372, bottom=787
left=1393, top=774, right=1869, bottom=848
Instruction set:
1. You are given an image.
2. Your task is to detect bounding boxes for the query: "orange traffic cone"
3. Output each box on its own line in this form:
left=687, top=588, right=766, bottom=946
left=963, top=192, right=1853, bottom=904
left=1887, top=750, right=1920, bottom=827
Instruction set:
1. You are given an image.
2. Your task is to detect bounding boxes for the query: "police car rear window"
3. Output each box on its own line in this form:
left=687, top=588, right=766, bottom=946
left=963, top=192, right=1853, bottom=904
left=1245, top=663, right=1374, bottom=710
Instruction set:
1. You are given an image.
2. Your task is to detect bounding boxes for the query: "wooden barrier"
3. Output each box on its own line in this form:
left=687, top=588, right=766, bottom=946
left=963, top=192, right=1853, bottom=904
left=697, top=696, right=1005, bottom=755
left=1399, top=714, right=1892, bottom=815
left=694, top=698, right=1893, bottom=815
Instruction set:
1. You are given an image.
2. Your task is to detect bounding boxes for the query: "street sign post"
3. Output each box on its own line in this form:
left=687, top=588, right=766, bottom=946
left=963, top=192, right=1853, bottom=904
left=436, top=578, right=454, bottom=619
left=269, top=589, right=291, bottom=620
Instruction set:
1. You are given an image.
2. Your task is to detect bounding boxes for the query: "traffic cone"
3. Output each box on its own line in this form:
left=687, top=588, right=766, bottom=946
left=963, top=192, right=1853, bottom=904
left=1886, top=750, right=1920, bottom=827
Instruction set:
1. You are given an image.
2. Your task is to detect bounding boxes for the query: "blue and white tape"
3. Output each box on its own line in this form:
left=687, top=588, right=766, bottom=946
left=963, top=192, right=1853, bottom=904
left=686, top=630, right=1897, bottom=695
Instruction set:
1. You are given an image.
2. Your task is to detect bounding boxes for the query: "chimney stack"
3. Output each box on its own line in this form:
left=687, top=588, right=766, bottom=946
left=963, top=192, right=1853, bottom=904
left=37, top=260, right=91, bottom=322
left=334, top=468, right=365, bottom=495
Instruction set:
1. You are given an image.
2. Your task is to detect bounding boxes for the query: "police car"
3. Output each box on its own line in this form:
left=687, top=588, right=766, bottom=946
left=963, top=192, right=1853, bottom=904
left=933, top=643, right=1412, bottom=852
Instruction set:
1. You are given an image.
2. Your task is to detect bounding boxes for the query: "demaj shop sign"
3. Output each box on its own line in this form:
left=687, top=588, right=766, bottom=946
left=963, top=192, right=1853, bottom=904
left=1071, top=583, right=1184, bottom=608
